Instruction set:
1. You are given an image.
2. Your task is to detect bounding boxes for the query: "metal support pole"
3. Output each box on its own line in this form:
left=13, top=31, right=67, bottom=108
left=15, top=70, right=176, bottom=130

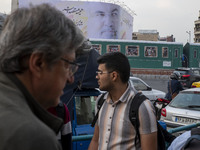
left=168, top=122, right=200, bottom=133
left=186, top=31, right=191, bottom=43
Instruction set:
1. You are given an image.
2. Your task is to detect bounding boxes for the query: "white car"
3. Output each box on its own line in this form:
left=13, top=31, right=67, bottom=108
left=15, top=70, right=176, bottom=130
left=160, top=88, right=200, bottom=128
left=130, top=77, right=166, bottom=101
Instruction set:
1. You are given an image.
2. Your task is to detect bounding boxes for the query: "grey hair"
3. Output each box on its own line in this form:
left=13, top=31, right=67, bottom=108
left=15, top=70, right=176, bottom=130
left=0, top=4, right=85, bottom=73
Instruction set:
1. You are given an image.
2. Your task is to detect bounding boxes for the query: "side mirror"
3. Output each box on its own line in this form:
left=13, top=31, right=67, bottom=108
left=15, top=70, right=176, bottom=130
left=147, top=86, right=152, bottom=91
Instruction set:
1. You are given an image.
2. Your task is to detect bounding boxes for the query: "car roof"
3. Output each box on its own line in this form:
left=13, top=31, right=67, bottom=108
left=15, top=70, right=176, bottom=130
left=176, top=67, right=200, bottom=71
left=181, top=87, right=200, bottom=93
left=130, top=76, right=140, bottom=80
left=129, top=76, right=150, bottom=86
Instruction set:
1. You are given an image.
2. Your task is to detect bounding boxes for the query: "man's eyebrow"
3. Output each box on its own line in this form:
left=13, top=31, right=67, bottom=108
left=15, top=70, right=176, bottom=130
left=95, top=11, right=105, bottom=14
left=112, top=8, right=119, bottom=13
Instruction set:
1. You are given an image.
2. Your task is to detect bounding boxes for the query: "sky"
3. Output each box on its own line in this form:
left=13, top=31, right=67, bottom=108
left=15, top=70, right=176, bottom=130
left=0, top=0, right=200, bottom=44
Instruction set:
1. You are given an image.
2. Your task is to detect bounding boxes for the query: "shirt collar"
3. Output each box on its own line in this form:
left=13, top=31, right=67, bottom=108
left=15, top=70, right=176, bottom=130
left=105, top=81, right=136, bottom=103
left=119, top=81, right=135, bottom=103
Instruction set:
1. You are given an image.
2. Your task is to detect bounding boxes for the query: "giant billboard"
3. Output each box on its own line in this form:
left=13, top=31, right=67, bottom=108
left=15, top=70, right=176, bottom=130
left=17, top=0, right=133, bottom=40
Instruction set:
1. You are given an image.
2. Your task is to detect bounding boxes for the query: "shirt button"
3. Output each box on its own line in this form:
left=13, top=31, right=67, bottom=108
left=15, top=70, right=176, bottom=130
left=108, top=129, right=110, bottom=131
left=110, top=117, right=112, bottom=119
left=106, top=141, right=108, bottom=143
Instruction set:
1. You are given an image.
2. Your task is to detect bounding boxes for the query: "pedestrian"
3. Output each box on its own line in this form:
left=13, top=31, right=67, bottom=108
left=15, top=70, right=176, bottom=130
left=165, top=71, right=184, bottom=100
left=0, top=3, right=84, bottom=150
left=48, top=101, right=72, bottom=150
left=168, top=128, right=200, bottom=150
left=88, top=52, right=157, bottom=150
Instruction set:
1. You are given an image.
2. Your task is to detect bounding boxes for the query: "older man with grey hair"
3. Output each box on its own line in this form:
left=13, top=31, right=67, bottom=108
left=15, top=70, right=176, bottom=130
left=0, top=4, right=85, bottom=150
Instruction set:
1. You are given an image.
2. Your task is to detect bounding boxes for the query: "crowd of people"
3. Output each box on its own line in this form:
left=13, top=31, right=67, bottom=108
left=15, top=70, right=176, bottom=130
left=0, top=3, right=198, bottom=150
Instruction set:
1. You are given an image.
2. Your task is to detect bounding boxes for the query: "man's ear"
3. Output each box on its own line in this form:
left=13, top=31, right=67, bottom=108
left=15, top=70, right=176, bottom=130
left=111, top=71, right=118, bottom=81
left=29, top=53, right=45, bottom=78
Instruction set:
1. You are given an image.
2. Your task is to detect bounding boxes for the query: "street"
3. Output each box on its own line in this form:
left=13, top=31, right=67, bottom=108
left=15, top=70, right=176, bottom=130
left=142, top=78, right=169, bottom=93
left=135, top=75, right=169, bottom=93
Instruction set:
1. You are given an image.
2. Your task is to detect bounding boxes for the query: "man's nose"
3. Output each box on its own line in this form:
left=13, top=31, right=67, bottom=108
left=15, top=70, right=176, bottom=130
left=96, top=74, right=99, bottom=79
left=103, top=15, right=112, bottom=26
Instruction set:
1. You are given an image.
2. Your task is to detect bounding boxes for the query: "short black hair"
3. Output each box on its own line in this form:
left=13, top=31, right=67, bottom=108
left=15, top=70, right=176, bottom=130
left=97, top=52, right=130, bottom=83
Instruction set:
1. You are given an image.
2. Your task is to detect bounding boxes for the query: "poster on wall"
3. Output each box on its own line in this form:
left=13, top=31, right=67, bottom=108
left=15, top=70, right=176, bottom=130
left=107, top=45, right=120, bottom=52
left=18, top=0, right=133, bottom=40
left=144, top=46, right=157, bottom=57
left=163, top=61, right=171, bottom=67
left=126, top=45, right=139, bottom=56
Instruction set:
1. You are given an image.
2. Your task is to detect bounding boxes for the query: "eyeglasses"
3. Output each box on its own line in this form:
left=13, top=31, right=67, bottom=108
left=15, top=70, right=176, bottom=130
left=96, top=70, right=113, bottom=75
left=60, top=57, right=80, bottom=75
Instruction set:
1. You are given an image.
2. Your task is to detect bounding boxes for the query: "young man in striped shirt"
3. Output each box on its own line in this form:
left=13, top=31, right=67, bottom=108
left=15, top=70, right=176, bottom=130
left=89, top=52, right=157, bottom=150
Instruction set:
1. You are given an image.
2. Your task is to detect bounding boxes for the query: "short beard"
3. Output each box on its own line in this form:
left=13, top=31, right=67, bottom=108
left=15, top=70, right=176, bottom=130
left=100, top=82, right=114, bottom=92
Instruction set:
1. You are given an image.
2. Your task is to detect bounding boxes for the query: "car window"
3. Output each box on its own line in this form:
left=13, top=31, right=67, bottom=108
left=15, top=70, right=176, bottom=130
left=169, top=93, right=200, bottom=111
left=130, top=79, right=148, bottom=91
left=75, top=96, right=97, bottom=125
left=193, top=70, right=200, bottom=75
left=175, top=70, right=188, bottom=75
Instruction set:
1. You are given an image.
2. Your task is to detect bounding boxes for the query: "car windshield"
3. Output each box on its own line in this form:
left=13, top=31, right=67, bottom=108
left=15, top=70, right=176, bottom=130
left=130, top=79, right=148, bottom=91
left=169, top=92, right=200, bottom=111
left=175, top=70, right=189, bottom=75
left=193, top=70, right=200, bottom=75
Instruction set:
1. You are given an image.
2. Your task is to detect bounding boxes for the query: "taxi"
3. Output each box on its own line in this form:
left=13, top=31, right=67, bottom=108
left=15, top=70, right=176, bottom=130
left=191, top=81, right=200, bottom=88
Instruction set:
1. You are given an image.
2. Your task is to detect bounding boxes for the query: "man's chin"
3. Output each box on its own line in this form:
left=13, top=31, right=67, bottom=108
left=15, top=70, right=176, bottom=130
left=99, top=87, right=106, bottom=92
left=50, top=98, right=60, bottom=108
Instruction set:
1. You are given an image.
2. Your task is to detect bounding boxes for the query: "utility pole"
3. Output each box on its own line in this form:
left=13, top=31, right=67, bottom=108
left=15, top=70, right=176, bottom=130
left=186, top=31, right=191, bottom=43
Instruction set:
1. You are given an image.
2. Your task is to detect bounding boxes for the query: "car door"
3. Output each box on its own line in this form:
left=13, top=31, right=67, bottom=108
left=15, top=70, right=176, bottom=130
left=130, top=78, right=155, bottom=100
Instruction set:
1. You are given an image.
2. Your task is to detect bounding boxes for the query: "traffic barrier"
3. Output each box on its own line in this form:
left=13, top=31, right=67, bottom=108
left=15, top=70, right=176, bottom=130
left=168, top=122, right=200, bottom=133
left=72, top=122, right=200, bottom=142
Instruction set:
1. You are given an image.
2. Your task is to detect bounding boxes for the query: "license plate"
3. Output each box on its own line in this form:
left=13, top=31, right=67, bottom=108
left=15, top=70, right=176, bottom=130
left=175, top=117, right=198, bottom=124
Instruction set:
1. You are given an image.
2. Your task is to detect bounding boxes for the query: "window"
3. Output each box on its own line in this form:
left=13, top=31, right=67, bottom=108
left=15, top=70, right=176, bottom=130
left=126, top=45, right=139, bottom=56
left=174, top=49, right=178, bottom=58
left=130, top=79, right=148, bottom=91
left=107, top=45, right=120, bottom=52
left=194, top=50, right=197, bottom=58
left=162, top=47, right=168, bottom=58
left=92, top=44, right=102, bottom=54
left=144, top=46, right=157, bottom=57
left=193, top=70, right=200, bottom=75
left=169, top=93, right=200, bottom=111
left=75, top=96, right=97, bottom=125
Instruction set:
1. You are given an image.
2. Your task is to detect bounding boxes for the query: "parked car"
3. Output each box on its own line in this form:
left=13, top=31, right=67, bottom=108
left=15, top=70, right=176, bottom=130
left=160, top=88, right=200, bottom=128
left=130, top=76, right=166, bottom=101
left=191, top=81, right=200, bottom=88
left=174, top=67, right=200, bottom=88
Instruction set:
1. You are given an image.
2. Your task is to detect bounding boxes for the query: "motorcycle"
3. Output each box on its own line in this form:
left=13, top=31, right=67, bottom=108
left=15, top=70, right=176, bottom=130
left=153, top=98, right=171, bottom=120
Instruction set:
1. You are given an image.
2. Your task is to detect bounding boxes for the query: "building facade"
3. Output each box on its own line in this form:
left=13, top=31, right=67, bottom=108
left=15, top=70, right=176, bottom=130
left=194, top=10, right=200, bottom=43
left=132, top=30, right=159, bottom=41
left=132, top=30, right=175, bottom=42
